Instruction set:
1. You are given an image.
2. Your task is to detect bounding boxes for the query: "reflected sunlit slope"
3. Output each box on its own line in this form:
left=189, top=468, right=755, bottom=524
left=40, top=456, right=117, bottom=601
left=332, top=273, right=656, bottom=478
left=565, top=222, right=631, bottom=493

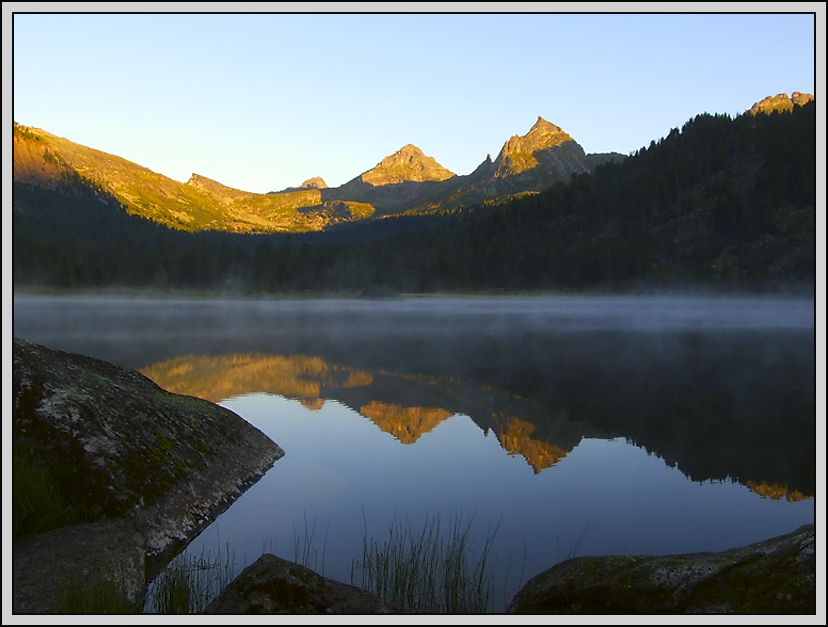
left=141, top=352, right=575, bottom=470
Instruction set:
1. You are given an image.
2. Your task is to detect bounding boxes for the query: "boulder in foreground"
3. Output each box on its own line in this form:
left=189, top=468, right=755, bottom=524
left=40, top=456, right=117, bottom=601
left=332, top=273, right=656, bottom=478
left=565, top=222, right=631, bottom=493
left=507, top=524, right=815, bottom=614
left=205, top=553, right=402, bottom=614
left=13, top=336, right=284, bottom=573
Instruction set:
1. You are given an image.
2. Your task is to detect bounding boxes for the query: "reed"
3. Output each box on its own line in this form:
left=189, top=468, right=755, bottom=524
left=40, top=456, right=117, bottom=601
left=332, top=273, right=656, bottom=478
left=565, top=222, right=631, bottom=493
left=352, top=511, right=499, bottom=613
left=145, top=542, right=237, bottom=614
left=292, top=512, right=329, bottom=575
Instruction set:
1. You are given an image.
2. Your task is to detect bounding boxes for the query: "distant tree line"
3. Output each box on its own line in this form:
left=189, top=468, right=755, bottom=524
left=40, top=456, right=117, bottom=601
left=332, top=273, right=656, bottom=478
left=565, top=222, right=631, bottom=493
left=12, top=101, right=815, bottom=293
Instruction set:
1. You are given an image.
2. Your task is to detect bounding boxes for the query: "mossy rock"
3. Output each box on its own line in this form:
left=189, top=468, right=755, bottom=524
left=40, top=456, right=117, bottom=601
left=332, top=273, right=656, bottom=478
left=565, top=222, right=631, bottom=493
left=205, top=554, right=402, bottom=614
left=13, top=337, right=284, bottom=567
left=507, top=524, right=815, bottom=614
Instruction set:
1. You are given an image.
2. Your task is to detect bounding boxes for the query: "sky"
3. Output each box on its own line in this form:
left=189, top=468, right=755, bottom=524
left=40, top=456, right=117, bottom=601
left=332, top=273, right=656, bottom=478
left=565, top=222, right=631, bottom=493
left=2, top=7, right=827, bottom=617
left=5, top=5, right=822, bottom=195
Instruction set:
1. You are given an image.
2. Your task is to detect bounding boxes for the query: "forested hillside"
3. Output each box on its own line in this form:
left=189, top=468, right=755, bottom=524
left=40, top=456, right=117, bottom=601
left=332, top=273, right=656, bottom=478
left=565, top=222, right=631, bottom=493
left=13, top=100, right=815, bottom=293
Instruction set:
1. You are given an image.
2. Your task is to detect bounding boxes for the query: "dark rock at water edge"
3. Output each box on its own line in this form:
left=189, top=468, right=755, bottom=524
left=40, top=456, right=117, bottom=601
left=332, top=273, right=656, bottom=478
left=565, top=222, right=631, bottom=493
left=205, top=553, right=402, bottom=614
left=13, top=518, right=145, bottom=614
left=507, top=524, right=815, bottom=614
left=12, top=337, right=284, bottom=611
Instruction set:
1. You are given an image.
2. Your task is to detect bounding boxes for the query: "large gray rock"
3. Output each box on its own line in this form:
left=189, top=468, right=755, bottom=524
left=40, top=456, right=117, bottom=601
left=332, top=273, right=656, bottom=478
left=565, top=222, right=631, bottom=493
left=13, top=336, right=285, bottom=610
left=507, top=524, right=815, bottom=614
left=205, top=553, right=402, bottom=614
left=12, top=518, right=145, bottom=614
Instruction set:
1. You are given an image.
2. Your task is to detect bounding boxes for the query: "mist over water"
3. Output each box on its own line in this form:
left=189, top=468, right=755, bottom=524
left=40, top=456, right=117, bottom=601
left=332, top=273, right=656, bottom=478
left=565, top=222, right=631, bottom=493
left=12, top=293, right=816, bottom=611
left=12, top=293, right=815, bottom=366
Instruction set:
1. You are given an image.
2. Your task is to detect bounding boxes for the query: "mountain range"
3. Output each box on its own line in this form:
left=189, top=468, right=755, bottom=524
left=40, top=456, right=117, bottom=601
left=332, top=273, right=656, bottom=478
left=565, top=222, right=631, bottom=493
left=12, top=91, right=815, bottom=292
left=13, top=115, right=625, bottom=233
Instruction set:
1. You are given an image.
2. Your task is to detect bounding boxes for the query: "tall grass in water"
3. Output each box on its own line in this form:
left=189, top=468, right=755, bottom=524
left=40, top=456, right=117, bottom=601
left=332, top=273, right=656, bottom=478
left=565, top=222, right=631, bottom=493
left=292, top=512, right=329, bottom=575
left=145, top=543, right=237, bottom=613
left=146, top=514, right=324, bottom=614
left=352, top=512, right=499, bottom=614
left=557, top=524, right=589, bottom=564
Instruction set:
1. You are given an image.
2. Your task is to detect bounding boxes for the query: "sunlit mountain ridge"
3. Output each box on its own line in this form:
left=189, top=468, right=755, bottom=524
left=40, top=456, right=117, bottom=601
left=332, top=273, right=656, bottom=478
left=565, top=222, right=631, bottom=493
left=12, top=114, right=622, bottom=233
left=13, top=92, right=815, bottom=291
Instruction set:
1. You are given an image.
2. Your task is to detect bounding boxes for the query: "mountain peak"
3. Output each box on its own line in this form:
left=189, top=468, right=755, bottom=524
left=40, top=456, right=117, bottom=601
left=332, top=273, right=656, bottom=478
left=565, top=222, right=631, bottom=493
left=299, top=176, right=327, bottom=190
left=506, top=116, right=573, bottom=154
left=490, top=116, right=577, bottom=178
left=360, top=144, right=455, bottom=186
left=529, top=116, right=562, bottom=134
left=187, top=173, right=234, bottom=192
left=749, top=91, right=814, bottom=115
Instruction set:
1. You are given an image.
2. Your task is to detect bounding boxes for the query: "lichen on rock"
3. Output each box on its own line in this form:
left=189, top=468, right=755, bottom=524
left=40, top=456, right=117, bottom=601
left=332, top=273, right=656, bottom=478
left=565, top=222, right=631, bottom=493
left=12, top=336, right=285, bottom=583
left=507, top=524, right=815, bottom=614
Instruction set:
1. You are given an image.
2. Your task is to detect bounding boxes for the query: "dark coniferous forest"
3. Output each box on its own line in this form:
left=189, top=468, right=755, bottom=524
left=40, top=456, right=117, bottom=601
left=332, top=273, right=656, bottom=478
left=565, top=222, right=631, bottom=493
left=12, top=101, right=816, bottom=293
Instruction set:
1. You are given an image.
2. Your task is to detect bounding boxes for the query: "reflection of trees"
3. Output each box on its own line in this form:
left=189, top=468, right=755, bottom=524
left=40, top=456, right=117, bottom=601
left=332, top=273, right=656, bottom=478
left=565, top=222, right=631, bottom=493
left=481, top=330, right=815, bottom=497
left=137, top=327, right=815, bottom=498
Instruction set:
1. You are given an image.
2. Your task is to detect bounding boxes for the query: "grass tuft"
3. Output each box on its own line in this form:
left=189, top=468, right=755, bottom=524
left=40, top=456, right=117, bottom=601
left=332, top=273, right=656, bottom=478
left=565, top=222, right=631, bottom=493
left=352, top=511, right=499, bottom=613
left=145, top=543, right=237, bottom=614
left=293, top=512, right=329, bottom=575
left=13, top=446, right=83, bottom=539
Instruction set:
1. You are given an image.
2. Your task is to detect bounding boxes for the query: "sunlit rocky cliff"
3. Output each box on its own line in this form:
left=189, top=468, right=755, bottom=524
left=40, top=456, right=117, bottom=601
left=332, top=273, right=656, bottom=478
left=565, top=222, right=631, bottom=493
left=13, top=113, right=622, bottom=233
left=749, top=91, right=814, bottom=115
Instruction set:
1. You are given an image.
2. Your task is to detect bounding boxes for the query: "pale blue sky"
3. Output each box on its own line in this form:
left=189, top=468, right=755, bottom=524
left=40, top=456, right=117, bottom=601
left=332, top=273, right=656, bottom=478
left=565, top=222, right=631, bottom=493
left=7, top=7, right=821, bottom=194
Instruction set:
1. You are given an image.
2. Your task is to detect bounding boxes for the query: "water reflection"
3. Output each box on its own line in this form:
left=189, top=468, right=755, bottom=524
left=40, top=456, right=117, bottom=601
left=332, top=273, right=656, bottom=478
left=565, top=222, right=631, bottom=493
left=142, top=352, right=569, bottom=471
left=140, top=348, right=814, bottom=496
left=141, top=353, right=375, bottom=405
left=12, top=294, right=816, bottom=610
left=175, top=393, right=814, bottom=613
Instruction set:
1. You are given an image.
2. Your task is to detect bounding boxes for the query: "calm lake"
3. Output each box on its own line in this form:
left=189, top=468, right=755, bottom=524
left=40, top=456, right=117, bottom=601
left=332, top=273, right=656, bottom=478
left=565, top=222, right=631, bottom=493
left=12, top=293, right=816, bottom=611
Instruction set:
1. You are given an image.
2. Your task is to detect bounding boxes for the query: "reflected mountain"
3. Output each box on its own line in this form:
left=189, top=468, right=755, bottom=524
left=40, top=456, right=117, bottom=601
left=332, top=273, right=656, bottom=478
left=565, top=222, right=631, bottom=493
left=15, top=295, right=814, bottom=499
left=141, top=352, right=581, bottom=471
left=746, top=481, right=810, bottom=502
left=141, top=353, right=374, bottom=405
left=140, top=341, right=814, bottom=497
left=359, top=402, right=454, bottom=444
left=495, top=416, right=570, bottom=474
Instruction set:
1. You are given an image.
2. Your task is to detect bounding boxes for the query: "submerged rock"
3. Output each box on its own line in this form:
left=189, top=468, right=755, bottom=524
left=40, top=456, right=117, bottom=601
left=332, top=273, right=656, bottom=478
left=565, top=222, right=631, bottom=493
left=205, top=553, right=401, bottom=614
left=507, top=524, right=815, bottom=614
left=12, top=336, right=285, bottom=611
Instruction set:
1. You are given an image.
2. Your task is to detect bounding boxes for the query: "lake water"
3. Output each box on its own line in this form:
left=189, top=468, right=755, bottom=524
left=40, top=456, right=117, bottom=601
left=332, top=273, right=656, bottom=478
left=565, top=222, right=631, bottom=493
left=12, top=294, right=817, bottom=611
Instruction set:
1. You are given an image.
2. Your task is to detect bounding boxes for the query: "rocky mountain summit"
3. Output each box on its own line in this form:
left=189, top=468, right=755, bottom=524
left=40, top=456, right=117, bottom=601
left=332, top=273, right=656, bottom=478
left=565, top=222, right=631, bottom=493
left=749, top=91, right=814, bottom=115
left=273, top=176, right=329, bottom=194
left=359, top=144, right=455, bottom=186
left=15, top=91, right=813, bottom=236
left=492, top=116, right=577, bottom=177
left=13, top=114, right=623, bottom=232
left=299, top=176, right=327, bottom=189
left=402, top=116, right=625, bottom=214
